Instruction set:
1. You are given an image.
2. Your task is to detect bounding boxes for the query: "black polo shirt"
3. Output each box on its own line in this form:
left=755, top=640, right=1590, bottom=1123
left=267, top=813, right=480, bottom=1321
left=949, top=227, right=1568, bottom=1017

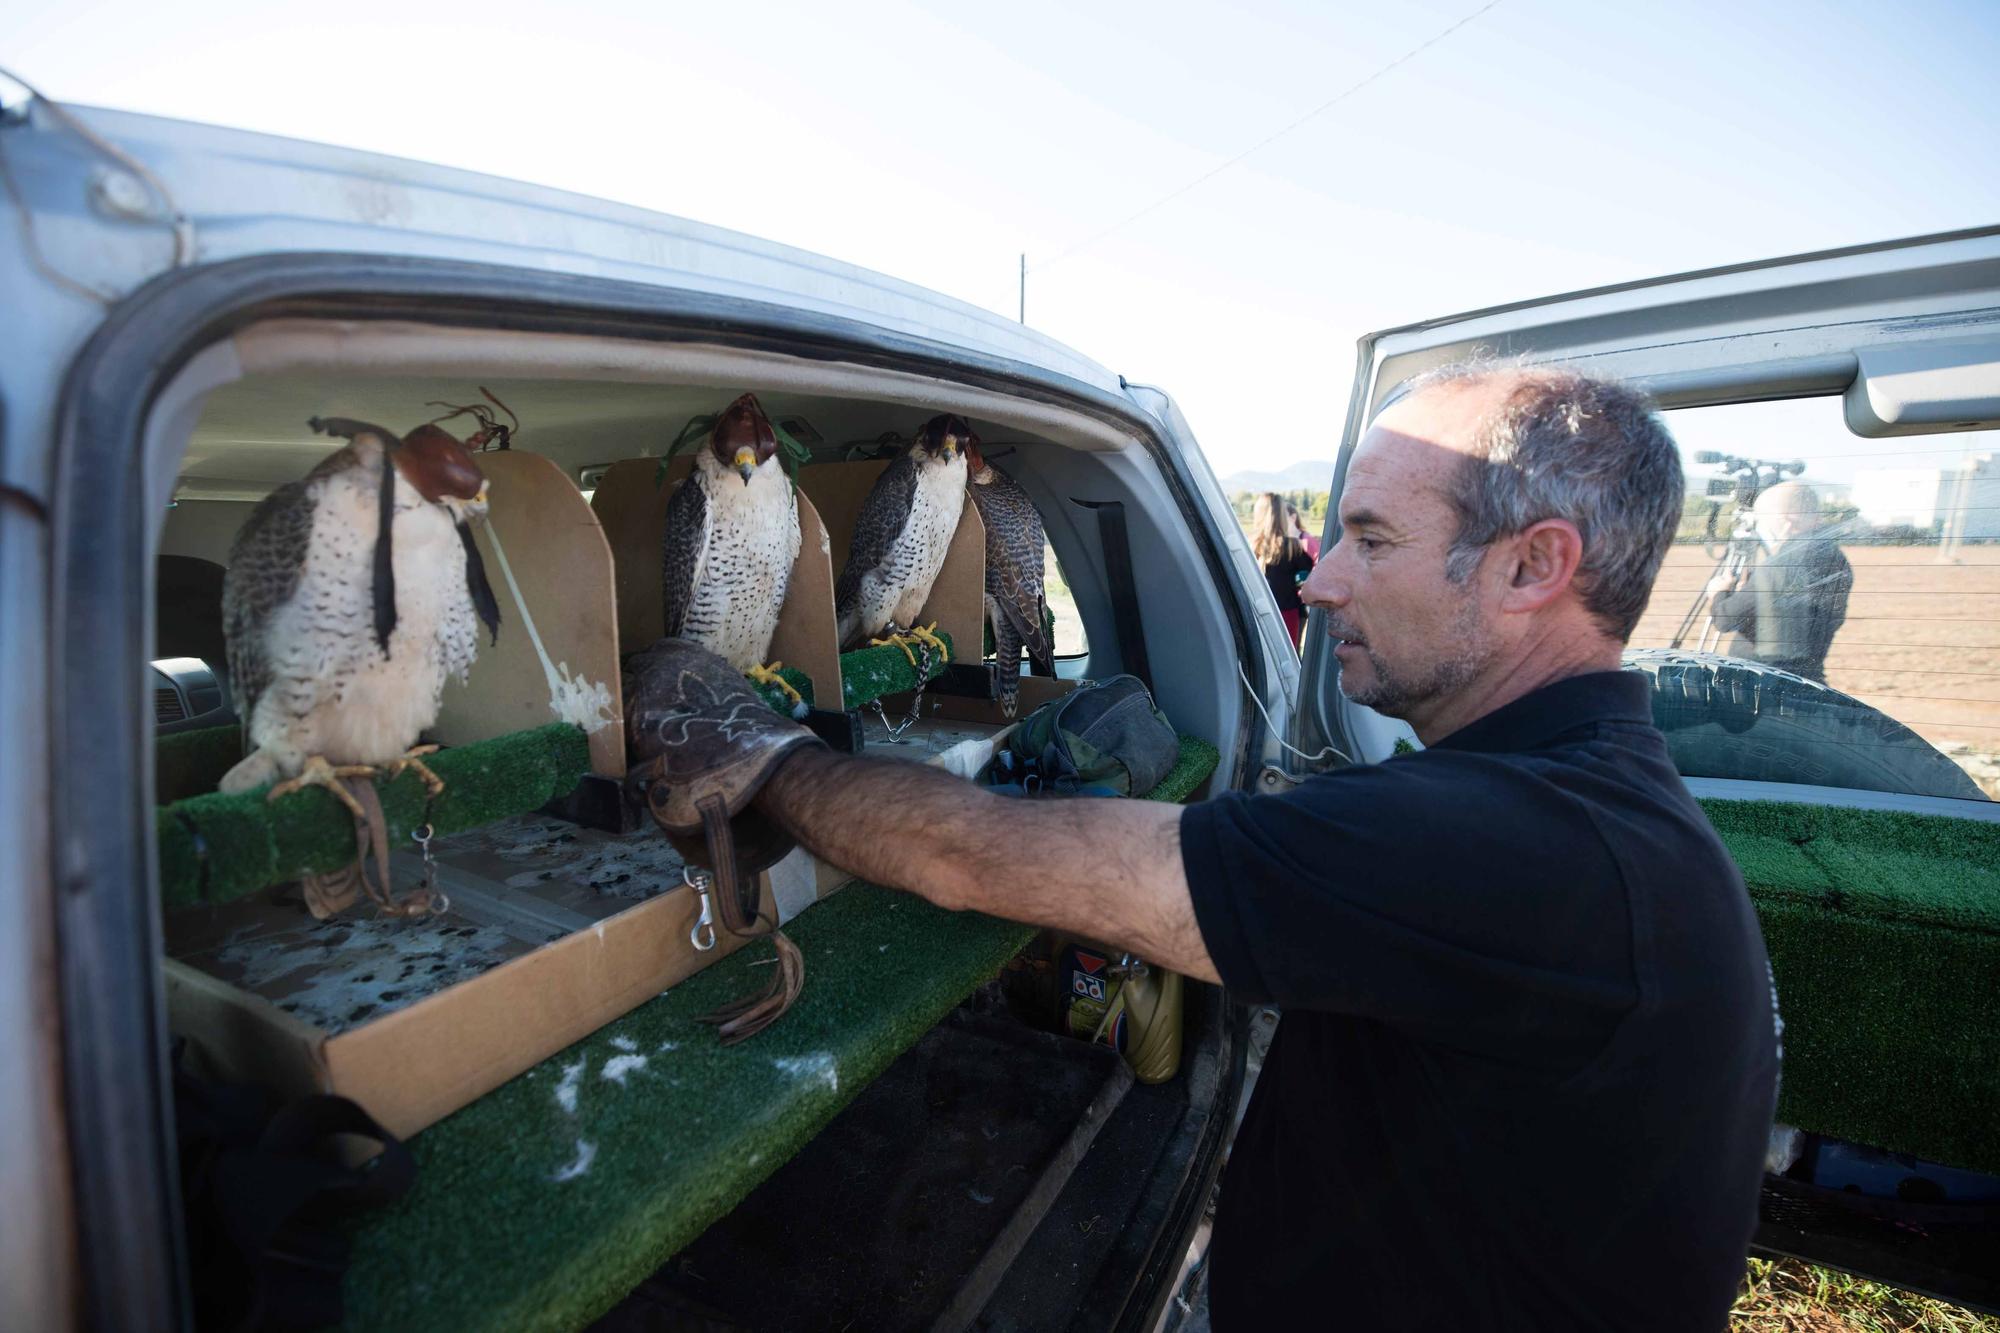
left=1181, top=671, right=1778, bottom=1331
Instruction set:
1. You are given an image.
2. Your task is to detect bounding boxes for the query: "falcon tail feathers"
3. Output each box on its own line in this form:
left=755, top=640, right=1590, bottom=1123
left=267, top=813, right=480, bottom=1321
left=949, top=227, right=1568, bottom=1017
left=460, top=521, right=502, bottom=646
left=372, top=444, right=398, bottom=656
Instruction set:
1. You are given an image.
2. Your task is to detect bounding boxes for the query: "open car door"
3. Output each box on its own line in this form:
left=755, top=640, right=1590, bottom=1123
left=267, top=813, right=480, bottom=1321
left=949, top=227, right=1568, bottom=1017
left=1295, top=226, right=2000, bottom=1310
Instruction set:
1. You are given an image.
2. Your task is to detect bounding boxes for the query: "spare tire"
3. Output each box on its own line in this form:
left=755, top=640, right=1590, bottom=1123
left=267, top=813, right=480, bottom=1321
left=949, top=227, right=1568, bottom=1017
left=1622, top=649, right=1987, bottom=801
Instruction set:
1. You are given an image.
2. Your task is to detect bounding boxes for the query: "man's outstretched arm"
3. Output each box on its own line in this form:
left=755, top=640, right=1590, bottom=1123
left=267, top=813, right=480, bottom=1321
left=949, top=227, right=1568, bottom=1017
left=755, top=747, right=1221, bottom=985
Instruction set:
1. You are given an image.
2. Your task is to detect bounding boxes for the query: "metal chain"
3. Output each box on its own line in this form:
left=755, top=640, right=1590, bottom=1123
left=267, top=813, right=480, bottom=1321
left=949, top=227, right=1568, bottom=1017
left=867, top=632, right=936, bottom=741
left=410, top=821, right=450, bottom=917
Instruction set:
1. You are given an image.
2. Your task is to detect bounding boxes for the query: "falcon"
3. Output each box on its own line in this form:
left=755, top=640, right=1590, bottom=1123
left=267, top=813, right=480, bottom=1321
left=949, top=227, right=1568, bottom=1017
left=835, top=413, right=969, bottom=653
left=660, top=393, right=804, bottom=713
left=218, top=415, right=500, bottom=816
left=964, top=439, right=1056, bottom=717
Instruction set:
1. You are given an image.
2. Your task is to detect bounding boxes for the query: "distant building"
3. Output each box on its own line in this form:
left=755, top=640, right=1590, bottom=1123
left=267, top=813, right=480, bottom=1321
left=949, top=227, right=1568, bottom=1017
left=1852, top=455, right=2000, bottom=540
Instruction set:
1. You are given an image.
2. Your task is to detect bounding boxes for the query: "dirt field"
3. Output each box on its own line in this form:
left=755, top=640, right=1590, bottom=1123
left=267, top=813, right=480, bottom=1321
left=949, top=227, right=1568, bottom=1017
left=1633, top=545, right=2000, bottom=796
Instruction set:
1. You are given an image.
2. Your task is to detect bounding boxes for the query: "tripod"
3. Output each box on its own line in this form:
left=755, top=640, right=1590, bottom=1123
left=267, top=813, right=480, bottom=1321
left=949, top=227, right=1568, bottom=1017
left=1669, top=516, right=1760, bottom=652
left=1668, top=453, right=1804, bottom=652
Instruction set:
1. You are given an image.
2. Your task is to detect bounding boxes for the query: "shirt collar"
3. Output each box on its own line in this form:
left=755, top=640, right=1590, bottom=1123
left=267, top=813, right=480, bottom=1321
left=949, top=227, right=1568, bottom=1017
left=1429, top=670, right=1651, bottom=755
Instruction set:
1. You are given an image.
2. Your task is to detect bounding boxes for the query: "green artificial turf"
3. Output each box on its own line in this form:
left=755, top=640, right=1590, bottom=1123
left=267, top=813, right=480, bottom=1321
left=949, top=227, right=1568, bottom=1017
left=1698, top=798, right=2000, bottom=1174
left=340, top=883, right=1038, bottom=1332
left=337, top=734, right=1218, bottom=1331
left=747, top=664, right=814, bottom=717
left=156, top=724, right=591, bottom=910
left=1147, top=734, right=1222, bottom=804
left=838, top=630, right=954, bottom=710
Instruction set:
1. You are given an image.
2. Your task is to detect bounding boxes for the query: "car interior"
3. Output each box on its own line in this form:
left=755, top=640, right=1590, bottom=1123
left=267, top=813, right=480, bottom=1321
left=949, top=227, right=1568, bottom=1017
left=144, top=319, right=1258, bottom=1330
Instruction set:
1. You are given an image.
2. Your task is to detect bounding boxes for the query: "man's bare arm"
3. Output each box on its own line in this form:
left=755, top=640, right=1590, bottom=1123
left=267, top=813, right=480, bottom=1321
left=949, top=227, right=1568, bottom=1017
left=754, top=746, right=1221, bottom=985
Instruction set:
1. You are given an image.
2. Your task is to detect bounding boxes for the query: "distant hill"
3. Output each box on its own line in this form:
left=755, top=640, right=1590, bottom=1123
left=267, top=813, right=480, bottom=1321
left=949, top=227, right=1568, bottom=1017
left=1220, top=459, right=1336, bottom=494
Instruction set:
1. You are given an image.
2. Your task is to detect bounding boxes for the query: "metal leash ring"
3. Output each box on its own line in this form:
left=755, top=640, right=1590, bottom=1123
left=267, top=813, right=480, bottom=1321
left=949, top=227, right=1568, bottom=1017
left=685, top=864, right=717, bottom=952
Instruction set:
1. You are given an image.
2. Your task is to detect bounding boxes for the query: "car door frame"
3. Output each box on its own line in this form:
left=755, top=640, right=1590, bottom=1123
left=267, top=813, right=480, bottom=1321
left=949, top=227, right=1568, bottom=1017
left=46, top=250, right=1278, bottom=1329
left=1295, top=224, right=2000, bottom=1305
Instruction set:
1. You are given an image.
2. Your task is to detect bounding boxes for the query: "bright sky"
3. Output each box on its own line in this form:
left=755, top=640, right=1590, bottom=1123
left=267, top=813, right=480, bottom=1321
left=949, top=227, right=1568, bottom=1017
left=9, top=0, right=1999, bottom=478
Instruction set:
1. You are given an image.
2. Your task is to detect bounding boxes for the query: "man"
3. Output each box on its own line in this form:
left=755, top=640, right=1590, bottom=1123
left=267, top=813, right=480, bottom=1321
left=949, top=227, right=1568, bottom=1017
left=638, top=365, right=1778, bottom=1330
left=1707, top=480, right=1854, bottom=681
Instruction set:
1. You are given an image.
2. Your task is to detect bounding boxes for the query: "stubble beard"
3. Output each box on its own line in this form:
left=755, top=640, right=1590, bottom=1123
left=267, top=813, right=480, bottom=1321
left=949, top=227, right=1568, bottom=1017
left=1337, top=589, right=1494, bottom=719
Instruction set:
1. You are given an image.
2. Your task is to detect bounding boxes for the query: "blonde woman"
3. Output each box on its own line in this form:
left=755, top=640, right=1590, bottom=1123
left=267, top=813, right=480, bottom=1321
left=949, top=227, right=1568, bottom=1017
left=1251, top=492, right=1315, bottom=648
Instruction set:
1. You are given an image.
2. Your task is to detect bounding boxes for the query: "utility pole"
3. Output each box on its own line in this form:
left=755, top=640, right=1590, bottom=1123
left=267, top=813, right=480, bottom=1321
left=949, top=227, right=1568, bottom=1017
left=1018, top=253, right=1026, bottom=324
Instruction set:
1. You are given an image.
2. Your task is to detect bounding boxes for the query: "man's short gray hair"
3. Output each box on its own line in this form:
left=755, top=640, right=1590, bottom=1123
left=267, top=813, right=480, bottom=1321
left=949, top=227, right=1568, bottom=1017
left=1407, top=360, right=1683, bottom=642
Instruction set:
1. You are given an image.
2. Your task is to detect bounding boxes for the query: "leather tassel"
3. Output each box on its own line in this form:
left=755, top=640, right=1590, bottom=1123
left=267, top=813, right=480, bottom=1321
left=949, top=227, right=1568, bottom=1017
left=459, top=521, right=502, bottom=646
left=372, top=445, right=398, bottom=656
left=697, top=928, right=805, bottom=1046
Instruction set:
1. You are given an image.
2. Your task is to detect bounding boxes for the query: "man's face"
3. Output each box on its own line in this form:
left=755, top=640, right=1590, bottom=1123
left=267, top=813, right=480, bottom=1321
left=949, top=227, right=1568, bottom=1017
left=1299, top=384, right=1503, bottom=720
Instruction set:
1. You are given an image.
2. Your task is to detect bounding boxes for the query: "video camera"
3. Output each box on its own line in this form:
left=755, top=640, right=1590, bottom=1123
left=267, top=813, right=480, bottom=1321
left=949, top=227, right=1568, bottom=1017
left=1693, top=451, right=1806, bottom=511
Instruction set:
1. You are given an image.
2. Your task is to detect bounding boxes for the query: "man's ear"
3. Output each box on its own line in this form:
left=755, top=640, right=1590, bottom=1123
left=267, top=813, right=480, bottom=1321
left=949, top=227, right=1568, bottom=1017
left=1497, top=518, right=1586, bottom=614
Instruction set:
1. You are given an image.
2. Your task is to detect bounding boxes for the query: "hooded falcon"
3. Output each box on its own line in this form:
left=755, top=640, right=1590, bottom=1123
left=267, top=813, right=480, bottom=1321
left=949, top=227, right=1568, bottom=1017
left=218, top=416, right=500, bottom=809
left=964, top=439, right=1055, bottom=717
left=660, top=393, right=803, bottom=710
left=835, top=413, right=969, bottom=649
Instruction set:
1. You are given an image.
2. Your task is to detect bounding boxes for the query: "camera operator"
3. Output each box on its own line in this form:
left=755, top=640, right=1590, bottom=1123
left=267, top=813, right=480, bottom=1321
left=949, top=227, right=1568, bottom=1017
left=1706, top=480, right=1854, bottom=682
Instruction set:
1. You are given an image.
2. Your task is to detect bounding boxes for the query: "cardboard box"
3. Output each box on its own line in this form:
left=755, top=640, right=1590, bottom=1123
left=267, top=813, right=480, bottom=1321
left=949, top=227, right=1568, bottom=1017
left=164, top=441, right=1025, bottom=1139
left=164, top=443, right=855, bottom=1139
left=166, top=820, right=806, bottom=1140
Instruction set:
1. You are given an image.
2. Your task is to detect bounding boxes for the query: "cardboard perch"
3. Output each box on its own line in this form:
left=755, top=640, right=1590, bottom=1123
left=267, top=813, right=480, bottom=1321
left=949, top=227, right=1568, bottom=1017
left=436, top=451, right=626, bottom=778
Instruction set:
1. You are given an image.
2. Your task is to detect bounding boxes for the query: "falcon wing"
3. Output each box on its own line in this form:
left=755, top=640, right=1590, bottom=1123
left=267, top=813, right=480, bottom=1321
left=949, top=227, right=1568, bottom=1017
left=660, top=470, right=711, bottom=638
left=835, top=450, right=920, bottom=616
left=972, top=469, right=1055, bottom=676
left=221, top=477, right=318, bottom=730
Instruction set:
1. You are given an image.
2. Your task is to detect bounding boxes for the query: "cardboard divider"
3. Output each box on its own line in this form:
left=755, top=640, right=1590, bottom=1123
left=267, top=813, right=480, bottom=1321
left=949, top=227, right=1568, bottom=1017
left=796, top=459, right=987, bottom=677
left=591, top=457, right=841, bottom=711
left=434, top=451, right=625, bottom=778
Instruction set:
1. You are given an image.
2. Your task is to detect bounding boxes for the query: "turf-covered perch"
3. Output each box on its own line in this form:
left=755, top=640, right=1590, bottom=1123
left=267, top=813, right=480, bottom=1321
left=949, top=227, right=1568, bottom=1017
left=1697, top=798, right=2000, bottom=1175
left=747, top=665, right=815, bottom=717
left=156, top=723, right=592, bottom=910
left=838, top=630, right=955, bottom=711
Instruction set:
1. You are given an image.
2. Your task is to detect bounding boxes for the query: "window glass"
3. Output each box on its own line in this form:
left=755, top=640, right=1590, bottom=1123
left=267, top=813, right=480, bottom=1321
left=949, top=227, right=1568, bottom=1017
left=1045, top=538, right=1088, bottom=657
left=1630, top=397, right=2000, bottom=801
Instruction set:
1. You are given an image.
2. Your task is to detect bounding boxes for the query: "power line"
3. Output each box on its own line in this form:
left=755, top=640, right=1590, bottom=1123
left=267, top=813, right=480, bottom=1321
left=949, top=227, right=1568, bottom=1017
left=1026, top=0, right=1505, bottom=276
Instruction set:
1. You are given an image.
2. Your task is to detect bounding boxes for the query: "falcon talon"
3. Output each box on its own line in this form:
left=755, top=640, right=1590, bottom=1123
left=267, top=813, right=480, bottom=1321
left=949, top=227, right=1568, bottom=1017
left=265, top=755, right=376, bottom=822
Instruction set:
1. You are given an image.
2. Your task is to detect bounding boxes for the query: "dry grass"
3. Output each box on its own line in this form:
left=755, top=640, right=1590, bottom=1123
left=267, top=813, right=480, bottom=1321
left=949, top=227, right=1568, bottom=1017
left=1732, top=1258, right=1999, bottom=1332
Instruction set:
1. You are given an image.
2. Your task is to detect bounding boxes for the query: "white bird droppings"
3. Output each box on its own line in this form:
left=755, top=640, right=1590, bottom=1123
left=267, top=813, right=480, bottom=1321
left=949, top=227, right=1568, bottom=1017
left=602, top=1054, right=647, bottom=1085
left=551, top=1139, right=597, bottom=1183
left=611, top=1036, right=638, bottom=1052
left=555, top=1059, right=585, bottom=1114
left=657, top=1040, right=679, bottom=1053
left=774, top=1052, right=839, bottom=1094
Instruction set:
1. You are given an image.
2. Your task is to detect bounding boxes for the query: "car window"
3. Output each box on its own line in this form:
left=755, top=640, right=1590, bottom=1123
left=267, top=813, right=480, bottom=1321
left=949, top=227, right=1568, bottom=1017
left=1629, top=396, right=2000, bottom=801
left=1046, top=538, right=1088, bottom=657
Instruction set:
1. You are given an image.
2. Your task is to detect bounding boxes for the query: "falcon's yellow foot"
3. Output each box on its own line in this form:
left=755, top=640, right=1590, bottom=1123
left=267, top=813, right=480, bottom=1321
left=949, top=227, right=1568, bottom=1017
left=266, top=755, right=376, bottom=821
left=867, top=622, right=948, bottom=669
left=382, top=744, right=445, bottom=800
left=746, top=662, right=807, bottom=714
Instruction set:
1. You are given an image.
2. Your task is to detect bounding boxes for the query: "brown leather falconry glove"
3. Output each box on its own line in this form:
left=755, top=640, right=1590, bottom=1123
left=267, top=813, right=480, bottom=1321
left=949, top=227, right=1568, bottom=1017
left=624, top=637, right=825, bottom=938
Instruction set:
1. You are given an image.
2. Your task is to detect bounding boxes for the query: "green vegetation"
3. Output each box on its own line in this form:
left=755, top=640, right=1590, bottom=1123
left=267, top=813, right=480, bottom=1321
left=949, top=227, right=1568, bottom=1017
left=1229, top=489, right=1329, bottom=526
left=1732, top=1258, right=1998, bottom=1331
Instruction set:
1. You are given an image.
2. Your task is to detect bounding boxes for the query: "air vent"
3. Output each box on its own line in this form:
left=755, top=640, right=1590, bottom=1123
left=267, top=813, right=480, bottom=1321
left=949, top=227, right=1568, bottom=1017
left=154, top=687, right=186, bottom=725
